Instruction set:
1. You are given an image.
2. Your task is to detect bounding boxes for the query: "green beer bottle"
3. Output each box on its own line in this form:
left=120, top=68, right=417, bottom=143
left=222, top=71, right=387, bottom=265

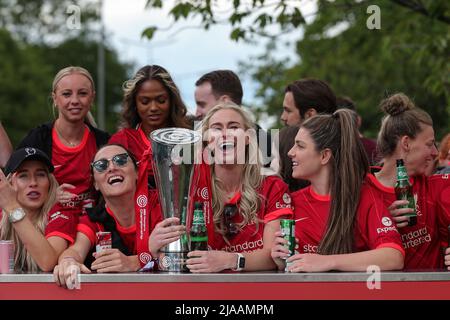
left=395, top=159, right=417, bottom=226
left=190, top=202, right=208, bottom=251
left=180, top=197, right=189, bottom=249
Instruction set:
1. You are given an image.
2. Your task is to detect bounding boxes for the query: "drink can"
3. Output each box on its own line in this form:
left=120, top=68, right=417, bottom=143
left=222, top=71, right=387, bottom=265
left=280, top=219, right=295, bottom=257
left=96, top=231, right=112, bottom=253
left=0, top=240, right=15, bottom=274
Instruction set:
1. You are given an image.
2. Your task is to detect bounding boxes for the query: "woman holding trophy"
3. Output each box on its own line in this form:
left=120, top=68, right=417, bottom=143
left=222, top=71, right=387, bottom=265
left=53, top=144, right=185, bottom=289
left=186, top=104, right=294, bottom=273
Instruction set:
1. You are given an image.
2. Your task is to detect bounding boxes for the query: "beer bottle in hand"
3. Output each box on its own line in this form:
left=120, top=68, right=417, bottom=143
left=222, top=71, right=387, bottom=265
left=180, top=197, right=189, bottom=249
left=395, top=159, right=417, bottom=226
left=190, top=202, right=208, bottom=251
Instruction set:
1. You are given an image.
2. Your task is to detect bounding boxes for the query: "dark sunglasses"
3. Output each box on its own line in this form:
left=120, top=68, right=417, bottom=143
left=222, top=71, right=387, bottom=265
left=91, top=153, right=130, bottom=173
left=224, top=204, right=239, bottom=237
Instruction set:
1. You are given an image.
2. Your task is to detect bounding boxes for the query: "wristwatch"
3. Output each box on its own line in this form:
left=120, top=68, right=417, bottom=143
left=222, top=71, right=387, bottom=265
left=8, top=207, right=26, bottom=223
left=232, top=253, right=246, bottom=271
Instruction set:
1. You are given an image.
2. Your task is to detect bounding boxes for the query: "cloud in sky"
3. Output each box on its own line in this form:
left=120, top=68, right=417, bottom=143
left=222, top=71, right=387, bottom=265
left=102, top=0, right=311, bottom=128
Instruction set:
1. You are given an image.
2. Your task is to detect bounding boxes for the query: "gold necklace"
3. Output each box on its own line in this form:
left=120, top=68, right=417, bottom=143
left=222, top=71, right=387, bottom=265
left=55, top=124, right=78, bottom=147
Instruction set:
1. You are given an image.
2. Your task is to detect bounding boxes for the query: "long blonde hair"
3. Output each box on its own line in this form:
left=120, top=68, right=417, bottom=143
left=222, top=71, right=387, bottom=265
left=52, top=66, right=98, bottom=127
left=0, top=172, right=58, bottom=272
left=201, top=103, right=263, bottom=237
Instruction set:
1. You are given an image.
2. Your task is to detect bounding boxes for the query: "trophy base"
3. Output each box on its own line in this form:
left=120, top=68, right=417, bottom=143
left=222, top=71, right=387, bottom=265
left=158, top=251, right=189, bottom=272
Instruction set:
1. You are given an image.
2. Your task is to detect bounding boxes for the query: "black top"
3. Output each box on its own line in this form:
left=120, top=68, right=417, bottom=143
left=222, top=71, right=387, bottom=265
left=17, top=121, right=110, bottom=159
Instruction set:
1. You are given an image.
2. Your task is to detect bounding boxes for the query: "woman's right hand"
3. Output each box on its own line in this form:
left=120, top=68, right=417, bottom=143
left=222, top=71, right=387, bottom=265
left=148, top=217, right=186, bottom=257
left=0, top=169, right=19, bottom=211
left=387, top=200, right=413, bottom=228
left=56, top=183, right=77, bottom=205
left=53, top=257, right=91, bottom=290
left=271, top=231, right=290, bottom=270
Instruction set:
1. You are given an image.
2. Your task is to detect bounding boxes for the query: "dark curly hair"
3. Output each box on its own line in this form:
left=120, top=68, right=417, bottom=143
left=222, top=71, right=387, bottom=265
left=120, top=65, right=190, bottom=129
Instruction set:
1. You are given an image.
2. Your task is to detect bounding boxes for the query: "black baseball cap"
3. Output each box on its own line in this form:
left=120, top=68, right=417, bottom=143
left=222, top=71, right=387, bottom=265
left=4, top=147, right=54, bottom=175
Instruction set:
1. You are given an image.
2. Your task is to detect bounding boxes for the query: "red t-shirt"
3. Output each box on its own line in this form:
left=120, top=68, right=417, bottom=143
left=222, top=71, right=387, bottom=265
left=77, top=203, right=163, bottom=254
left=292, top=181, right=405, bottom=256
left=109, top=126, right=153, bottom=178
left=366, top=172, right=450, bottom=270
left=193, top=164, right=293, bottom=253
left=45, top=126, right=98, bottom=243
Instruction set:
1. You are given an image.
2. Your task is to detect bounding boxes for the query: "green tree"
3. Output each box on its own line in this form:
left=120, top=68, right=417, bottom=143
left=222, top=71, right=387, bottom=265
left=0, top=1, right=132, bottom=146
left=34, top=34, right=132, bottom=134
left=142, top=0, right=449, bottom=138
left=0, top=29, right=54, bottom=146
left=0, top=0, right=99, bottom=43
left=244, top=1, right=450, bottom=138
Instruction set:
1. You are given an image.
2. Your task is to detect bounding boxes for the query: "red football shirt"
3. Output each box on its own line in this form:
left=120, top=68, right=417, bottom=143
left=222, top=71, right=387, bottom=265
left=45, top=126, right=98, bottom=243
left=366, top=172, right=450, bottom=270
left=77, top=203, right=163, bottom=254
left=292, top=181, right=404, bottom=256
left=193, top=164, right=293, bottom=253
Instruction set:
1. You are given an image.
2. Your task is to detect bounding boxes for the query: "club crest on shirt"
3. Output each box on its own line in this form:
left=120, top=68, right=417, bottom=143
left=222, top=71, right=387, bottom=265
left=282, top=193, right=291, bottom=204
left=381, top=217, right=392, bottom=227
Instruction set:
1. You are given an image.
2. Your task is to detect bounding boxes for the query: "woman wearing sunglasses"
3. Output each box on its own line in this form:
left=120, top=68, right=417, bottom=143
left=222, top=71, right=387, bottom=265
left=0, top=148, right=67, bottom=272
left=186, top=104, right=293, bottom=273
left=271, top=109, right=405, bottom=272
left=17, top=66, right=110, bottom=246
left=109, top=65, right=191, bottom=190
left=54, top=144, right=184, bottom=288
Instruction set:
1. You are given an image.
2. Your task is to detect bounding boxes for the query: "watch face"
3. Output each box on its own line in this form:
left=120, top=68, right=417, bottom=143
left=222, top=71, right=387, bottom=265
left=239, top=257, right=246, bottom=268
left=10, top=208, right=25, bottom=222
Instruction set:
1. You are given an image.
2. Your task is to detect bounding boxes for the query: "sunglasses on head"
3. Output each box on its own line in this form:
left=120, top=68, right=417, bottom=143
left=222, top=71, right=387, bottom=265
left=224, top=204, right=239, bottom=238
left=91, top=153, right=130, bottom=173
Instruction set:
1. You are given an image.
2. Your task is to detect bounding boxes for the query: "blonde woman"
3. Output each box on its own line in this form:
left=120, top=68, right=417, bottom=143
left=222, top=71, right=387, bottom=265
left=186, top=104, right=293, bottom=273
left=0, top=148, right=67, bottom=272
left=17, top=66, right=110, bottom=245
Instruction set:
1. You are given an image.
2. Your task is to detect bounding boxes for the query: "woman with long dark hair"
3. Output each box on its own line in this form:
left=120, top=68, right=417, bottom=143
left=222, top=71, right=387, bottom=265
left=271, top=109, right=404, bottom=272
left=109, top=65, right=190, bottom=189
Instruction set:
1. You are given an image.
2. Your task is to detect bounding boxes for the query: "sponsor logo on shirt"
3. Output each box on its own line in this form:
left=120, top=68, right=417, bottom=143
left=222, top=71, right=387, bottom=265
left=49, top=211, right=69, bottom=222
left=221, top=239, right=263, bottom=253
left=377, top=225, right=397, bottom=234
left=303, top=243, right=318, bottom=253
left=381, top=217, right=392, bottom=227
left=282, top=193, right=291, bottom=204
left=62, top=191, right=94, bottom=209
left=276, top=194, right=292, bottom=209
left=401, top=226, right=431, bottom=249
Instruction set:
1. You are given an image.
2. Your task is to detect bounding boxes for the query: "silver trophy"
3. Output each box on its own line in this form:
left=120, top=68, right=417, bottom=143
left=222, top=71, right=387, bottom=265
left=150, top=127, right=201, bottom=272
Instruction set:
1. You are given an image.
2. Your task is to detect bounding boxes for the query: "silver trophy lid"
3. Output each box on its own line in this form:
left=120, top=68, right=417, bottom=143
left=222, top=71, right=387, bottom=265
left=150, top=127, right=201, bottom=146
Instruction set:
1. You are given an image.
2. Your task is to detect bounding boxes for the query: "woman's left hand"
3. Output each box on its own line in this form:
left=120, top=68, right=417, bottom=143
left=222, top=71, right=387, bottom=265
left=286, top=253, right=334, bottom=273
left=0, top=170, right=19, bottom=211
left=91, top=249, right=140, bottom=273
left=186, top=250, right=236, bottom=273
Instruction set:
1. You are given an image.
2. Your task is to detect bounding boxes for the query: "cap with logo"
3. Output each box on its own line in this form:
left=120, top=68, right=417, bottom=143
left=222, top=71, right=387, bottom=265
left=4, top=147, right=54, bottom=176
